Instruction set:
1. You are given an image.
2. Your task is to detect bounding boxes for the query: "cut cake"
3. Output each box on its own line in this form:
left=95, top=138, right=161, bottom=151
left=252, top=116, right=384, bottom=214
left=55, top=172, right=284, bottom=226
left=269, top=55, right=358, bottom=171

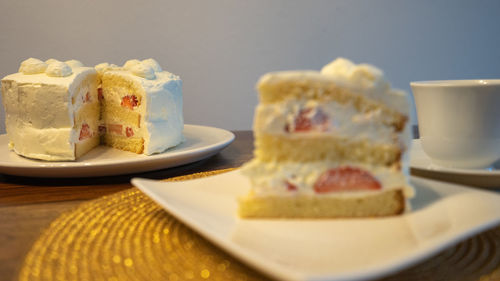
left=1, top=58, right=183, bottom=161
left=240, top=58, right=413, bottom=218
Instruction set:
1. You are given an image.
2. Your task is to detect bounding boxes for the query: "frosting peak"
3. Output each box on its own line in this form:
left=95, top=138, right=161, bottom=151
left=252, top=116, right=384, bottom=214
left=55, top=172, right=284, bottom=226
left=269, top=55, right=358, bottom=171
left=46, top=61, right=73, bottom=77
left=321, top=57, right=387, bottom=90
left=65, top=59, right=84, bottom=68
left=45, top=58, right=61, bottom=65
left=19, top=58, right=48, bottom=74
left=95, top=62, right=119, bottom=74
left=142, top=58, right=162, bottom=72
left=131, top=63, right=156, bottom=80
left=123, top=59, right=141, bottom=70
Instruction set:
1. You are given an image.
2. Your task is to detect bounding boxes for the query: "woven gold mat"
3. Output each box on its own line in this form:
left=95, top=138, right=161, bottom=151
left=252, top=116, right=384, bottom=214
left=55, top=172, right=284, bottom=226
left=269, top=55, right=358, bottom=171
left=19, top=169, right=500, bottom=281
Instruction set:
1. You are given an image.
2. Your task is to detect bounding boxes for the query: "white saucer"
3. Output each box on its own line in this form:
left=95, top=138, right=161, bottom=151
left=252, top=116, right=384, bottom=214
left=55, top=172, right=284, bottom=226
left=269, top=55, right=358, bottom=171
left=0, top=124, right=234, bottom=178
left=132, top=170, right=500, bottom=281
left=410, top=139, right=500, bottom=176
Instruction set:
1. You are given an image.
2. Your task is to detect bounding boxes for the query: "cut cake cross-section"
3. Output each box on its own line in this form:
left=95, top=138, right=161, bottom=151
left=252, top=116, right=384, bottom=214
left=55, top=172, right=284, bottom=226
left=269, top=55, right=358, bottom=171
left=240, top=57, right=414, bottom=218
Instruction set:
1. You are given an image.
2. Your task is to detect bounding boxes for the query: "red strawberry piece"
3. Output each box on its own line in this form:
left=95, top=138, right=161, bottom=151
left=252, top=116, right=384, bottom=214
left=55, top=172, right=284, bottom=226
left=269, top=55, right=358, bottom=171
left=79, top=123, right=93, bottom=140
left=97, top=88, right=104, bottom=101
left=84, top=92, right=91, bottom=103
left=287, top=107, right=329, bottom=132
left=108, top=124, right=123, bottom=135
left=121, top=95, right=138, bottom=110
left=125, top=127, right=134, bottom=137
left=98, top=125, right=106, bottom=135
left=314, top=166, right=381, bottom=193
left=285, top=181, right=298, bottom=191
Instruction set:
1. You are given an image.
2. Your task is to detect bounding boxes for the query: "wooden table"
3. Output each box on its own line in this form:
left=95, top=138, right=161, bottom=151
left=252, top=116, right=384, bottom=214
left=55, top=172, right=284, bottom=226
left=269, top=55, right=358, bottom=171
left=1, top=130, right=499, bottom=281
left=0, top=131, right=253, bottom=281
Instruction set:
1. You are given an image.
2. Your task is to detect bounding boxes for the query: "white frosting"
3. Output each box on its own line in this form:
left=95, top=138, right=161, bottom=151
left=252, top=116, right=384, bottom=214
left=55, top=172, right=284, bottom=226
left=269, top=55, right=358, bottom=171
left=321, top=57, right=409, bottom=113
left=65, top=59, right=84, bottom=68
left=2, top=66, right=97, bottom=160
left=45, top=58, right=61, bottom=65
left=46, top=61, right=73, bottom=77
left=241, top=159, right=414, bottom=198
left=19, top=58, right=48, bottom=74
left=123, top=59, right=141, bottom=70
left=95, top=62, right=119, bottom=74
left=130, top=63, right=156, bottom=80
left=321, top=57, right=385, bottom=89
left=142, top=58, right=162, bottom=72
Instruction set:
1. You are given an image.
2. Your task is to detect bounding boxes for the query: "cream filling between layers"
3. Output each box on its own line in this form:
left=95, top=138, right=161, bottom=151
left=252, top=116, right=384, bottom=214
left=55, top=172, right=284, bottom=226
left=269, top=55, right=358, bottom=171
left=254, top=99, right=404, bottom=146
left=241, top=159, right=414, bottom=198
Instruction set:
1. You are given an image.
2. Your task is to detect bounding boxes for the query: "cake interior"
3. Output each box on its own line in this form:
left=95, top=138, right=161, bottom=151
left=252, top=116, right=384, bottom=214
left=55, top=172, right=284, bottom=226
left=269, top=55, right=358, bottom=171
left=100, top=72, right=145, bottom=154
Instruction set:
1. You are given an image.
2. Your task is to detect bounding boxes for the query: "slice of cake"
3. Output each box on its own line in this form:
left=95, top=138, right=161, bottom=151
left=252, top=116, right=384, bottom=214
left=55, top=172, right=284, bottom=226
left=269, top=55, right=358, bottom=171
left=1, top=58, right=100, bottom=161
left=1, top=58, right=183, bottom=161
left=240, top=58, right=413, bottom=218
left=95, top=59, right=183, bottom=155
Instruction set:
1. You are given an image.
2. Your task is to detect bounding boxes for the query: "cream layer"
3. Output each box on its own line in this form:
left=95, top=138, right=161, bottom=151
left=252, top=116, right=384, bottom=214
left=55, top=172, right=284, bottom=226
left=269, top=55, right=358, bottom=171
left=241, top=159, right=414, bottom=198
left=253, top=99, right=409, bottom=146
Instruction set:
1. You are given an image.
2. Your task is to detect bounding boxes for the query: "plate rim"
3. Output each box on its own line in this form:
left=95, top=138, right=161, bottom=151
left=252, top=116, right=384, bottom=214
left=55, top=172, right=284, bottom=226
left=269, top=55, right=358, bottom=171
left=0, top=124, right=235, bottom=177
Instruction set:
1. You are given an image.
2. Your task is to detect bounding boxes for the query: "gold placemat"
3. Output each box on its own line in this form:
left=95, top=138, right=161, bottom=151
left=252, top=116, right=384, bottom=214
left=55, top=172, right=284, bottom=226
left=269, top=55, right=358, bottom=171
left=19, top=169, right=500, bottom=281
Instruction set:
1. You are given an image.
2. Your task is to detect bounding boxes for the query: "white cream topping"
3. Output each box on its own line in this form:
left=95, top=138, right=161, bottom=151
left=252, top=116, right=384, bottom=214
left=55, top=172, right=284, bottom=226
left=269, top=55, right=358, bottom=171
left=46, top=61, right=73, bottom=77
left=123, top=59, right=141, bottom=70
left=45, top=58, right=61, bottom=65
left=130, top=63, right=156, bottom=80
left=95, top=62, right=119, bottom=74
left=321, top=57, right=386, bottom=90
left=65, top=59, right=84, bottom=68
left=19, top=58, right=48, bottom=74
left=142, top=58, right=162, bottom=72
left=320, top=57, right=409, bottom=113
left=241, top=159, right=414, bottom=198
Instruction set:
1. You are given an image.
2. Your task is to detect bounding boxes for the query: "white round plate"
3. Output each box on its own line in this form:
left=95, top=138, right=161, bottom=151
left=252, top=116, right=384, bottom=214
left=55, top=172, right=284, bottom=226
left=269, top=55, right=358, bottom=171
left=0, top=124, right=234, bottom=178
left=410, top=139, right=500, bottom=176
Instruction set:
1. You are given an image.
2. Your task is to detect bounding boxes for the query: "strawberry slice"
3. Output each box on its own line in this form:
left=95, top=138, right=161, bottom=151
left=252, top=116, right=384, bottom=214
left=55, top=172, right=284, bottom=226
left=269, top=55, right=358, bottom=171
left=84, top=92, right=91, bottom=103
left=79, top=123, right=93, bottom=140
left=125, top=127, right=134, bottom=137
left=108, top=124, right=123, bottom=135
left=121, top=95, right=138, bottom=110
left=97, top=88, right=104, bottom=101
left=314, top=167, right=381, bottom=193
left=286, top=107, right=329, bottom=132
left=285, top=180, right=298, bottom=191
left=98, top=125, right=106, bottom=136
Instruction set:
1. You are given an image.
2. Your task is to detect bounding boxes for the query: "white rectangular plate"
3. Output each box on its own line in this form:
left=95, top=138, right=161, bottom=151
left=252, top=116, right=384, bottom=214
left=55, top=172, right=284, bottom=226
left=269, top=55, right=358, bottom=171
left=132, top=170, right=500, bottom=281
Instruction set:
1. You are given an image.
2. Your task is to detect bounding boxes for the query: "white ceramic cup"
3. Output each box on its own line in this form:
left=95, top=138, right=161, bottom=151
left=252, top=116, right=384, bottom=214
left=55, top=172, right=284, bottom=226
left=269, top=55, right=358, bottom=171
left=411, top=80, right=500, bottom=169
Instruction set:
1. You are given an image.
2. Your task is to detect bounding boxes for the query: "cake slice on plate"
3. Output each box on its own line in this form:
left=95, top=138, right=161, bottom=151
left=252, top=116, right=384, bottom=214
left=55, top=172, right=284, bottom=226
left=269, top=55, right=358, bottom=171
left=240, top=58, right=413, bottom=218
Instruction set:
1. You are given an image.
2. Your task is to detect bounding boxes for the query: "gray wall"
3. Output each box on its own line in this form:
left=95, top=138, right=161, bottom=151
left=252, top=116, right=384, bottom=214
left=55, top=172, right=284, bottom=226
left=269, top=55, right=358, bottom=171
left=1, top=0, right=499, bottom=133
